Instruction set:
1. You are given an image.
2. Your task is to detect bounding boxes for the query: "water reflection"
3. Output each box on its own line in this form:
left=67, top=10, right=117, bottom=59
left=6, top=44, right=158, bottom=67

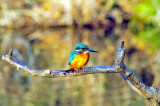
left=0, top=28, right=156, bottom=106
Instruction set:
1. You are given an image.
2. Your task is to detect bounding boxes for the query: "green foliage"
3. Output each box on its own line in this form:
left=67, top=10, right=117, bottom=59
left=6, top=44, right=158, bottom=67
left=157, top=0, right=160, bottom=6
left=135, top=3, right=156, bottom=16
left=130, top=0, right=160, bottom=51
left=137, top=27, right=160, bottom=50
left=134, top=2, right=156, bottom=23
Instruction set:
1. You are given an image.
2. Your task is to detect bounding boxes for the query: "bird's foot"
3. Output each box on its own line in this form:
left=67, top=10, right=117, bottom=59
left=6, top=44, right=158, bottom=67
left=74, top=68, right=79, bottom=72
left=81, top=67, right=84, bottom=71
left=71, top=68, right=84, bottom=72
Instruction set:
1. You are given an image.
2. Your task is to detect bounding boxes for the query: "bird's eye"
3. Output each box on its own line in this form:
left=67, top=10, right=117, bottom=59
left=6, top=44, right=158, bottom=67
left=82, top=48, right=87, bottom=51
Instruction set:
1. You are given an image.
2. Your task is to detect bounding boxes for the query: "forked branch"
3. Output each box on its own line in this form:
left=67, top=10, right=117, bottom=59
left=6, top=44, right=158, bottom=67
left=2, top=41, right=160, bottom=105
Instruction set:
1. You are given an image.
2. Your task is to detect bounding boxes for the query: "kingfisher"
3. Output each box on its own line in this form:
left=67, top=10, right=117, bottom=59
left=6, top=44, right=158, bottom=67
left=69, top=43, right=98, bottom=72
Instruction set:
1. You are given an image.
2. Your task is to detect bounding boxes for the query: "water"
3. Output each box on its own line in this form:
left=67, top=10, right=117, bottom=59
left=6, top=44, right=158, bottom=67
left=0, top=28, right=153, bottom=106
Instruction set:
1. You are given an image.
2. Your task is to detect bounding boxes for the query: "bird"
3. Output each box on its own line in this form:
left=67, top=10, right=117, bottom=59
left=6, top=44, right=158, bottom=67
left=69, top=43, right=98, bottom=72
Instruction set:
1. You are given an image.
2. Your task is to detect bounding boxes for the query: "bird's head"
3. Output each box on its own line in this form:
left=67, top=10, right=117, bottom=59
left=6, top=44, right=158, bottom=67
left=75, top=43, right=98, bottom=53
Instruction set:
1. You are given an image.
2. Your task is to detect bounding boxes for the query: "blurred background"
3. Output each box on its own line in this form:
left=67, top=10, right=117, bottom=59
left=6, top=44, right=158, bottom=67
left=0, top=0, right=160, bottom=105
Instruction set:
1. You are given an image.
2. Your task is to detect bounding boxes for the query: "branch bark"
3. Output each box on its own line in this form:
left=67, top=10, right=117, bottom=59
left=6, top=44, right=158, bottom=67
left=2, top=41, right=160, bottom=105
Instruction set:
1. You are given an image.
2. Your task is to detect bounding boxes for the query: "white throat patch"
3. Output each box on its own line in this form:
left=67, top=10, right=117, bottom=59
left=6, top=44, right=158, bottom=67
left=84, top=51, right=89, bottom=53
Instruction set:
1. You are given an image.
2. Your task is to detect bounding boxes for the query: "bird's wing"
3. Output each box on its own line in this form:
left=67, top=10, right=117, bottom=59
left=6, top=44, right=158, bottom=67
left=69, top=50, right=78, bottom=65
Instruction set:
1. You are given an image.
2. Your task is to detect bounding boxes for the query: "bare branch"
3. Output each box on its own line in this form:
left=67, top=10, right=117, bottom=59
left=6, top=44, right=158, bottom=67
left=121, top=73, right=143, bottom=96
left=114, top=41, right=126, bottom=72
left=2, top=49, right=117, bottom=78
left=113, top=42, right=160, bottom=104
left=2, top=41, right=160, bottom=105
left=122, top=65, right=160, bottom=104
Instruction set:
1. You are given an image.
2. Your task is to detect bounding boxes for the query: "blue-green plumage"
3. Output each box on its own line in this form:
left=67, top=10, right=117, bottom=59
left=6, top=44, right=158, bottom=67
left=69, top=50, right=79, bottom=65
left=75, top=43, right=89, bottom=50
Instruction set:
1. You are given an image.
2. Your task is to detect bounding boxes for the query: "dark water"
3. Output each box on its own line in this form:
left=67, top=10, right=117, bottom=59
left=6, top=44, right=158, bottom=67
left=0, top=28, right=154, bottom=106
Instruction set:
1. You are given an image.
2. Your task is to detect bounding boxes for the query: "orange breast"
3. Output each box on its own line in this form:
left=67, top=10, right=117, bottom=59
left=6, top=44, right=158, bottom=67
left=70, top=53, right=90, bottom=69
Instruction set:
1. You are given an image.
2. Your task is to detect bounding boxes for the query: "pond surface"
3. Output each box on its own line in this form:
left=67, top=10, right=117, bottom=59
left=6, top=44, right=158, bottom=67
left=0, top=28, right=157, bottom=106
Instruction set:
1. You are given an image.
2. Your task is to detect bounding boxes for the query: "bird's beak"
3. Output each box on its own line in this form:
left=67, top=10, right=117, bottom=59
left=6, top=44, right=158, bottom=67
left=88, top=49, right=99, bottom=52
